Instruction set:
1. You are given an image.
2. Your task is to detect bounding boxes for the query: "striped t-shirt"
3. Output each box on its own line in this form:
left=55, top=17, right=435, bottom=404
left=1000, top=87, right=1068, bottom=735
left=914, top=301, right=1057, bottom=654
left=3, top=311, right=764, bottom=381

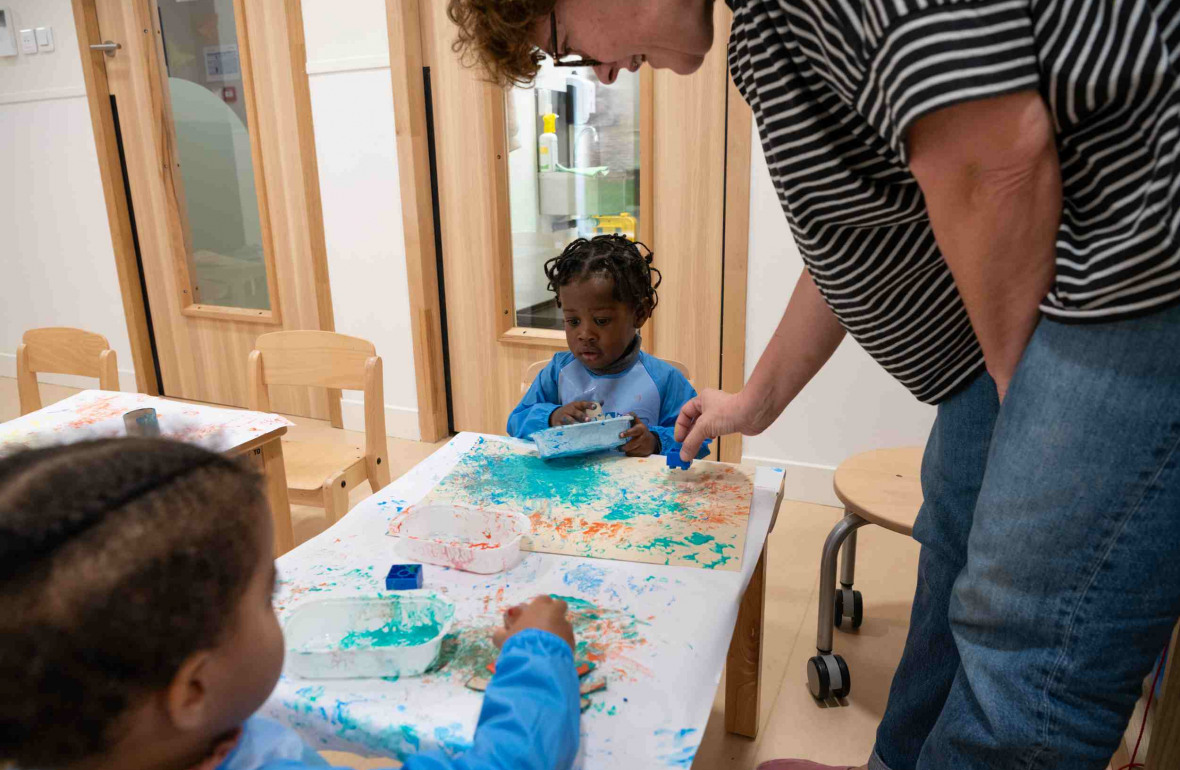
left=728, top=0, right=1180, bottom=403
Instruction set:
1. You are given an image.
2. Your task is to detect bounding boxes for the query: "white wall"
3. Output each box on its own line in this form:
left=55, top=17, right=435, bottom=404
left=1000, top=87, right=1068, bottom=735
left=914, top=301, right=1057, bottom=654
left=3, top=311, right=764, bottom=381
left=0, top=0, right=137, bottom=392
left=302, top=0, right=420, bottom=440
left=741, top=124, right=936, bottom=505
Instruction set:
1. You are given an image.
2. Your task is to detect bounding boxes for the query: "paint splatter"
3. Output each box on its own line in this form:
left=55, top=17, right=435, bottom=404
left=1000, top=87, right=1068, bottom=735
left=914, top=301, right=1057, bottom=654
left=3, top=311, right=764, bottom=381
left=563, top=563, right=608, bottom=594
left=337, top=618, right=442, bottom=650
left=654, top=727, right=700, bottom=767
left=406, top=439, right=753, bottom=571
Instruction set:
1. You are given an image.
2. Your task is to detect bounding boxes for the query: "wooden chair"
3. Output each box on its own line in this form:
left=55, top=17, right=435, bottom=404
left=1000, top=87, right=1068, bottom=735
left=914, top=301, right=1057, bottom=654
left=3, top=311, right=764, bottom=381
left=248, top=331, right=390, bottom=523
left=17, top=327, right=119, bottom=415
left=520, top=357, right=692, bottom=396
left=807, top=446, right=923, bottom=700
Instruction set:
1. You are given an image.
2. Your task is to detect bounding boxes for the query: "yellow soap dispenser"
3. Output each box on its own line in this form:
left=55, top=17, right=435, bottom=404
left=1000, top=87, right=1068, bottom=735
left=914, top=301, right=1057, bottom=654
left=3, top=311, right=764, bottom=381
left=538, top=113, right=558, bottom=172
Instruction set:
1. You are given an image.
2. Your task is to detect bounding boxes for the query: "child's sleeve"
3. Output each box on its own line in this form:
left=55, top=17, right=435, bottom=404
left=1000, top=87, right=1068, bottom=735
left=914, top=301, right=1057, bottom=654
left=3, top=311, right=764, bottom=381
left=507, top=357, right=565, bottom=439
left=403, top=628, right=581, bottom=770
left=650, top=361, right=711, bottom=460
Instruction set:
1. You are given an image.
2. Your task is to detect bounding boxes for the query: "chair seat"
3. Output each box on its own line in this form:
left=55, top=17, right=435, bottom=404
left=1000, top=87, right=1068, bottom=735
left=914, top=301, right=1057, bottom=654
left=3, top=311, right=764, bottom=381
left=282, top=440, right=365, bottom=491
left=832, top=447, right=924, bottom=536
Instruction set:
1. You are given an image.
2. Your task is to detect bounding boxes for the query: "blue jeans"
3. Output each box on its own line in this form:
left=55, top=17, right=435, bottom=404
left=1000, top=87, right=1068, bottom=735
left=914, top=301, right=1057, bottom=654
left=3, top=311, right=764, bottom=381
left=870, top=302, right=1180, bottom=770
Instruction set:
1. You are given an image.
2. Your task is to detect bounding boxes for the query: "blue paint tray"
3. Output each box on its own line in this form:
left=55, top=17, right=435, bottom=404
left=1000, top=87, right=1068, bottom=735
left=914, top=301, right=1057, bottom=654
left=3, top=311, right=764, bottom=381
left=533, top=414, right=632, bottom=460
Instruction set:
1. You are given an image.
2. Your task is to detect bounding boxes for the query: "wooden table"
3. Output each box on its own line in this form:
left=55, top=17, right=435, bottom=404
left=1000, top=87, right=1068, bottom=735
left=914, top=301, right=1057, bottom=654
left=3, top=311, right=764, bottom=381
left=0, top=390, right=295, bottom=554
left=262, top=432, right=783, bottom=767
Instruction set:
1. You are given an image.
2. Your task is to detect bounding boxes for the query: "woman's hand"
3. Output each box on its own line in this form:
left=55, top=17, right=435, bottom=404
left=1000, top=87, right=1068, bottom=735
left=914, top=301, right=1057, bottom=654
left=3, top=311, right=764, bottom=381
left=674, top=389, right=770, bottom=461
left=549, top=400, right=597, bottom=427
left=619, top=415, right=659, bottom=457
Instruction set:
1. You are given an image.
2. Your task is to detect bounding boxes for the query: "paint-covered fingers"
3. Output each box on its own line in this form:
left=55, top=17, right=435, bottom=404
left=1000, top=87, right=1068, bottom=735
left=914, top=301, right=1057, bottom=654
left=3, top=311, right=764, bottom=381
left=494, top=595, right=575, bottom=652
left=549, top=401, right=597, bottom=427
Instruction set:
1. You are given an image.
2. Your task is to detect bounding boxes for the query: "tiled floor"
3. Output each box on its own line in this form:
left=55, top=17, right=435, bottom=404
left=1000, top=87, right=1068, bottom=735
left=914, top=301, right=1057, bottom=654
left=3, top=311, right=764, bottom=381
left=1, top=378, right=924, bottom=769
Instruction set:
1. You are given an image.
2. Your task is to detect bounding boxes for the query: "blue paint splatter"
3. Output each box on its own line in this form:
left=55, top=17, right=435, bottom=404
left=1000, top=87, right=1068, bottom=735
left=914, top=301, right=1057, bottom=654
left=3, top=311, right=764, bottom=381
left=654, top=727, right=700, bottom=767
left=563, top=563, right=608, bottom=594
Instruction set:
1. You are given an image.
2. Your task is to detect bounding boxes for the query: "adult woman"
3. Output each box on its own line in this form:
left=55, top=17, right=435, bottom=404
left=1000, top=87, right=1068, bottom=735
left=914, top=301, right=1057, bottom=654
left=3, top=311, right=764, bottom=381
left=447, top=2, right=1180, bottom=768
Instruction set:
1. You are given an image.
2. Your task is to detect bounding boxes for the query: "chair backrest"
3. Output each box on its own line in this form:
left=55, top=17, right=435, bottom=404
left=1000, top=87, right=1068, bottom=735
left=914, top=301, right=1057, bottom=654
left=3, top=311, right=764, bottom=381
left=17, top=327, right=119, bottom=415
left=521, top=359, right=549, bottom=396
left=521, top=356, right=693, bottom=398
left=663, top=358, right=692, bottom=384
left=248, top=330, right=386, bottom=458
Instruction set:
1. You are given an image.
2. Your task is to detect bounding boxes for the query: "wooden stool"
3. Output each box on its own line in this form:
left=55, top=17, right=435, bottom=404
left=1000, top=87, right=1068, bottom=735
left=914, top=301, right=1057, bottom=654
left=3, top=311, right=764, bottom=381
left=807, top=447, right=924, bottom=700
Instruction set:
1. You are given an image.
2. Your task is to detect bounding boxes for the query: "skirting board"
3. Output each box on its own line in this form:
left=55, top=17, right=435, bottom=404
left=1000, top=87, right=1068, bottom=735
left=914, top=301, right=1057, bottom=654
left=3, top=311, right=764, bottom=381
left=0, top=353, right=136, bottom=394
left=742, top=453, right=842, bottom=509
left=339, top=396, right=420, bottom=442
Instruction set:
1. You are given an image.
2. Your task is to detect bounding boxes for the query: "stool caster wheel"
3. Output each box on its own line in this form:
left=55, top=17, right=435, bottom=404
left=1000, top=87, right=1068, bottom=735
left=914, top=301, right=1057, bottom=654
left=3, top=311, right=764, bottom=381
left=834, top=588, right=863, bottom=630
left=807, top=653, right=851, bottom=699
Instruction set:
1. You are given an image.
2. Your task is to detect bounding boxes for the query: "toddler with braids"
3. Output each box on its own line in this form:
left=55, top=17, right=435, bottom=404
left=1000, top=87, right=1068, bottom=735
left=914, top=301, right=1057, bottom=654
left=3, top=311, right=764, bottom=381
left=0, top=439, right=580, bottom=770
left=508, top=235, right=710, bottom=460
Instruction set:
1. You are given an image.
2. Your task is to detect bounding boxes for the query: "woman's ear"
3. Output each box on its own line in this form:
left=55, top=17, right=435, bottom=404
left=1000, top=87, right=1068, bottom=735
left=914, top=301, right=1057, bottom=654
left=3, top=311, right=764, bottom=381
left=165, top=651, right=214, bottom=731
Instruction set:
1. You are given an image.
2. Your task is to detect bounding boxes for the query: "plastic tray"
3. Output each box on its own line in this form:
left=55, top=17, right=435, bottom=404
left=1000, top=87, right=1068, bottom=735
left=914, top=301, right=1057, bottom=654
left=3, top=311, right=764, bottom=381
left=532, top=414, right=632, bottom=459
left=394, top=503, right=531, bottom=574
left=283, top=593, right=454, bottom=679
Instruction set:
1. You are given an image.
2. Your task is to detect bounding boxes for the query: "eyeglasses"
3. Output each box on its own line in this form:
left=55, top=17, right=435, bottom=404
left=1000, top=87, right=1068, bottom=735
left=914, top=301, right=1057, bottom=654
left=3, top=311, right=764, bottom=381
left=548, top=11, right=602, bottom=68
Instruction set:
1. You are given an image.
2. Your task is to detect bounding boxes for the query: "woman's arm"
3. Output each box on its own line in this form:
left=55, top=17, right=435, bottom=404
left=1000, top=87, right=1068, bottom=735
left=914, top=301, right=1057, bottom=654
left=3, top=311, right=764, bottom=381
left=907, top=90, right=1061, bottom=401
left=674, top=270, right=846, bottom=459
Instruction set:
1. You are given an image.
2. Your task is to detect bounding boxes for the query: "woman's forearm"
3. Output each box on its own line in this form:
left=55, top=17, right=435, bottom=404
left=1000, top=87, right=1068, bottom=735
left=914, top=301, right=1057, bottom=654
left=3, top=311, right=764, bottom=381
left=909, top=91, right=1060, bottom=398
left=741, top=270, right=846, bottom=431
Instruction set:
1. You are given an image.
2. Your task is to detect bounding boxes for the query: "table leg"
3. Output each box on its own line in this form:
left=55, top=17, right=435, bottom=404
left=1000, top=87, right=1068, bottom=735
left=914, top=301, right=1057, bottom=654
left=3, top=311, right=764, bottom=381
left=726, top=544, right=767, bottom=738
left=259, top=439, right=294, bottom=556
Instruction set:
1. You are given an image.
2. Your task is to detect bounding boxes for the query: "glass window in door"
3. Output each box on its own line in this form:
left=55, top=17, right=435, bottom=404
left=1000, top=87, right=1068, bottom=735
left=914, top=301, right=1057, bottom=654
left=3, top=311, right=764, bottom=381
left=156, top=0, right=271, bottom=311
left=506, top=61, right=641, bottom=330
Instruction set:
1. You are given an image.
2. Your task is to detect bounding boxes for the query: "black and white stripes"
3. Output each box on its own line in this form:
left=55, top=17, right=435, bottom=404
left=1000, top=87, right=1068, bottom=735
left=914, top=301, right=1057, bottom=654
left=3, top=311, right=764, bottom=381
left=728, top=0, right=1180, bottom=403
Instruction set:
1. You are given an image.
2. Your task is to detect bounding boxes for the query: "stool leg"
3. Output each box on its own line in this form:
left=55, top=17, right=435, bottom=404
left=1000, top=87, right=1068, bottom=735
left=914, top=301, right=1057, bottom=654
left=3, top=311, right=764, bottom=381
left=817, top=512, right=867, bottom=654
left=839, top=528, right=857, bottom=588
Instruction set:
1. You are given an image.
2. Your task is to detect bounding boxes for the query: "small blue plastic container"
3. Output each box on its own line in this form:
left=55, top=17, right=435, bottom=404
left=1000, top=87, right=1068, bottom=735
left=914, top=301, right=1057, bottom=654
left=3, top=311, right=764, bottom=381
left=532, top=414, right=632, bottom=460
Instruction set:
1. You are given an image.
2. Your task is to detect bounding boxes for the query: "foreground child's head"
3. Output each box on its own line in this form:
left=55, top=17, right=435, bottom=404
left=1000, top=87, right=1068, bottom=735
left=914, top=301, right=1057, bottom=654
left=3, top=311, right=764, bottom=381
left=0, top=439, right=281, bottom=769
left=544, top=234, right=661, bottom=370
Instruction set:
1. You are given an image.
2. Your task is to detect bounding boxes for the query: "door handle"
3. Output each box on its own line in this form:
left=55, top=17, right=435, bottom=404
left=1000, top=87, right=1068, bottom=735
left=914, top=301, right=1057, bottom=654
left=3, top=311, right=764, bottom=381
left=90, top=41, right=121, bottom=56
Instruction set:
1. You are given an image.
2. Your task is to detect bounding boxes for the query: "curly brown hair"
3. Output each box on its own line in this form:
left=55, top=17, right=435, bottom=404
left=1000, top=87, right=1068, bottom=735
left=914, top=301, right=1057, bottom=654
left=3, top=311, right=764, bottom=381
left=447, top=0, right=556, bottom=87
left=0, top=439, right=267, bottom=767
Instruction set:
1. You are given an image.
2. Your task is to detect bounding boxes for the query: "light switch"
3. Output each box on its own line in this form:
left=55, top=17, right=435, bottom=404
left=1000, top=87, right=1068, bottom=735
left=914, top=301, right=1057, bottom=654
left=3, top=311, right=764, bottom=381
left=34, top=26, right=52, bottom=52
left=19, top=27, right=35, bottom=54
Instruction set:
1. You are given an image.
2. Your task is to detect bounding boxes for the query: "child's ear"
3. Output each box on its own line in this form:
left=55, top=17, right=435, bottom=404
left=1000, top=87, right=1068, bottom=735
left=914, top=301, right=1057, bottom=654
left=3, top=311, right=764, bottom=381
left=633, top=305, right=650, bottom=329
left=165, top=651, right=214, bottom=731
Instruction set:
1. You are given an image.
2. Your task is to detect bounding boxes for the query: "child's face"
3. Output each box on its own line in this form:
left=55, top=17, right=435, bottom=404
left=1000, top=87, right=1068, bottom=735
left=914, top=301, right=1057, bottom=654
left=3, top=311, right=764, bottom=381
left=191, top=506, right=285, bottom=737
left=558, top=274, right=647, bottom=369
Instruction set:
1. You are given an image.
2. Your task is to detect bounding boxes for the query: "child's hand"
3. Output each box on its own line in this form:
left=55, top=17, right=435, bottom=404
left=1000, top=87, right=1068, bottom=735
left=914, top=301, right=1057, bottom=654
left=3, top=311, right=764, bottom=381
left=550, top=401, right=597, bottom=427
left=620, top=414, right=659, bottom=457
left=492, top=595, right=575, bottom=652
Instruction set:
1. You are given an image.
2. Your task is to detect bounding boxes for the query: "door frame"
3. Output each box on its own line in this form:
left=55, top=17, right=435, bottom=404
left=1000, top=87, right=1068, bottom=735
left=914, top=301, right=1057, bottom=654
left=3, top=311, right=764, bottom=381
left=386, top=0, right=752, bottom=456
left=72, top=0, right=341, bottom=423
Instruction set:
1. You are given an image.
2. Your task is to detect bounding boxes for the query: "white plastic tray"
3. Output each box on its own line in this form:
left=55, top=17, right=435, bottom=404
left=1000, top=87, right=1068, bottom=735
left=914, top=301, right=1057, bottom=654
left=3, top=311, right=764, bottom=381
left=532, top=415, right=631, bottom=459
left=394, top=503, right=531, bottom=574
left=284, top=593, right=454, bottom=679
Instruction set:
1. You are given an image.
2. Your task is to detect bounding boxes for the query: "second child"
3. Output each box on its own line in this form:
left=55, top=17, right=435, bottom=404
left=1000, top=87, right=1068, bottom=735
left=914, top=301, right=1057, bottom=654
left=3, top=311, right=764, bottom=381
left=508, top=235, right=710, bottom=460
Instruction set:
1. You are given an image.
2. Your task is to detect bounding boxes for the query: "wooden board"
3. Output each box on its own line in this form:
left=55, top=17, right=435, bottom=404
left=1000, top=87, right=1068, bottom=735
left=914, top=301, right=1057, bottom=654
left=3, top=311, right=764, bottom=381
left=410, top=438, right=754, bottom=571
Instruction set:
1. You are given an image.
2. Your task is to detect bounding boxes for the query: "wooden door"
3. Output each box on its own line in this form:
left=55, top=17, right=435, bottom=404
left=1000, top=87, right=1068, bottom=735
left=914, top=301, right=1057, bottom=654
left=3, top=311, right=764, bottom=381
left=420, top=2, right=746, bottom=445
left=77, top=0, right=336, bottom=418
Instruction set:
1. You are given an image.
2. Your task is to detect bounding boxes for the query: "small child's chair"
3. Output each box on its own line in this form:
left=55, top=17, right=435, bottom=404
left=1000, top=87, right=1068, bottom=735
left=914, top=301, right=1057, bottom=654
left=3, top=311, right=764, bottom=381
left=17, top=327, right=120, bottom=415
left=248, top=331, right=390, bottom=523
left=807, top=446, right=923, bottom=700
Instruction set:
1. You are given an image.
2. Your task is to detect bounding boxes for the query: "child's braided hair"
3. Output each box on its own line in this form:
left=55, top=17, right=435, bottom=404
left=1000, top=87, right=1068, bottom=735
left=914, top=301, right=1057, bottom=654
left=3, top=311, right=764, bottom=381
left=0, top=439, right=268, bottom=767
left=543, top=234, right=662, bottom=316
